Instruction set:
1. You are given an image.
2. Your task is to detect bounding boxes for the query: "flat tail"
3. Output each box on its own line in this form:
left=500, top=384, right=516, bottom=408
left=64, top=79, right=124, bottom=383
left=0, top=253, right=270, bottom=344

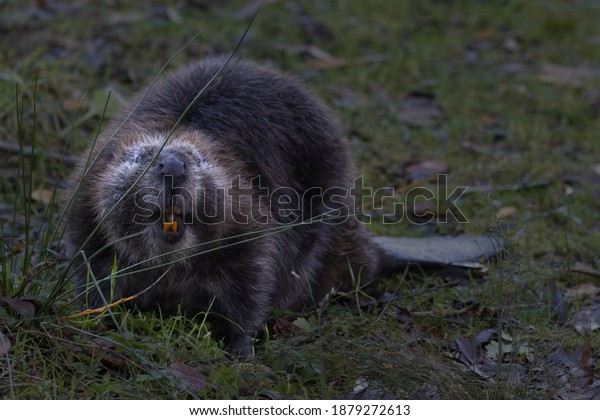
left=374, top=234, right=505, bottom=274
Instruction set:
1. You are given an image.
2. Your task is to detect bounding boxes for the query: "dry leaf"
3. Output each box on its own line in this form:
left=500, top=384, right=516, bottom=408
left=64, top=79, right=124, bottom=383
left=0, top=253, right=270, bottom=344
left=537, top=63, right=598, bottom=87
left=573, top=308, right=600, bottom=335
left=166, top=362, right=209, bottom=392
left=473, top=328, right=496, bottom=346
left=402, top=159, right=449, bottom=180
left=31, top=188, right=54, bottom=205
left=495, top=206, right=517, bottom=219
left=398, top=92, right=443, bottom=127
left=570, top=262, right=600, bottom=279
left=89, top=338, right=127, bottom=369
left=566, top=282, right=600, bottom=298
left=0, top=296, right=36, bottom=317
left=479, top=362, right=525, bottom=384
left=486, top=339, right=531, bottom=360
left=353, top=377, right=369, bottom=392
left=298, top=45, right=346, bottom=68
left=454, top=336, right=488, bottom=378
left=272, top=317, right=302, bottom=337
left=546, top=348, right=600, bottom=399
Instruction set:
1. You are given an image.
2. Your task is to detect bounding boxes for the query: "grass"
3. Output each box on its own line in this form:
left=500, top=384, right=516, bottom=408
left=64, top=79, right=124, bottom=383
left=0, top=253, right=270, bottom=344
left=1, top=0, right=599, bottom=399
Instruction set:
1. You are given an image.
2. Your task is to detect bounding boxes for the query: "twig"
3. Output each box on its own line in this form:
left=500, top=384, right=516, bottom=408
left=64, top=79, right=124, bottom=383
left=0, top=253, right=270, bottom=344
left=61, top=267, right=172, bottom=320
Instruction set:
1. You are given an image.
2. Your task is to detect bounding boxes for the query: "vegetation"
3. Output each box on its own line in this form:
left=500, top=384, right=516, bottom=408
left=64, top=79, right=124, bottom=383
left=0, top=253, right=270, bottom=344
left=1, top=0, right=599, bottom=399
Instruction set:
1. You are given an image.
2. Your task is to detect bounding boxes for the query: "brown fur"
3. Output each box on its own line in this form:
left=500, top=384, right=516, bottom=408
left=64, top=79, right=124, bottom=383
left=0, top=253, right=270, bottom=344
left=63, top=58, right=384, bottom=354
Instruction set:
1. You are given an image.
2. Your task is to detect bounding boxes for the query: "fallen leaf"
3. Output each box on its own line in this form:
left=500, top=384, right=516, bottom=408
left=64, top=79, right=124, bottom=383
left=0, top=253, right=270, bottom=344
left=0, top=296, right=36, bottom=317
left=398, top=92, right=443, bottom=127
left=353, top=377, right=368, bottom=392
left=570, top=262, right=600, bottom=279
left=410, top=383, right=441, bottom=400
left=479, top=362, right=525, bottom=384
left=0, top=332, right=11, bottom=357
left=401, top=159, right=448, bottom=181
left=566, top=282, right=600, bottom=298
left=454, top=336, right=488, bottom=378
left=486, top=339, right=531, bottom=360
left=166, top=362, right=209, bottom=392
left=88, top=338, right=127, bottom=369
left=472, top=328, right=496, bottom=346
left=495, top=206, right=517, bottom=219
left=545, top=349, right=600, bottom=399
left=340, top=381, right=396, bottom=400
left=271, top=317, right=302, bottom=337
left=537, top=63, right=599, bottom=87
left=486, top=340, right=520, bottom=360
left=296, top=45, right=346, bottom=68
left=455, top=337, right=479, bottom=367
left=573, top=308, right=600, bottom=335
left=31, top=188, right=54, bottom=205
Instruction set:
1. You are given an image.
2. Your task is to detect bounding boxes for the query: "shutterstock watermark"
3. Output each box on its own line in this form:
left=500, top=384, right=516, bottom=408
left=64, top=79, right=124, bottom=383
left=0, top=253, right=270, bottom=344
left=358, top=174, right=468, bottom=224
left=131, top=174, right=468, bottom=226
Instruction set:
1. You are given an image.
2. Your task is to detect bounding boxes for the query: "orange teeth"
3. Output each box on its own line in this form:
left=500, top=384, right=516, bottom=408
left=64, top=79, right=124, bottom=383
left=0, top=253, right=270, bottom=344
left=163, top=209, right=177, bottom=232
left=163, top=221, right=177, bottom=233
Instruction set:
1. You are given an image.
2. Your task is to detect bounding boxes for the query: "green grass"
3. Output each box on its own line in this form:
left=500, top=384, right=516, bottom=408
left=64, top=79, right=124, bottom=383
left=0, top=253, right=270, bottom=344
left=1, top=0, right=599, bottom=399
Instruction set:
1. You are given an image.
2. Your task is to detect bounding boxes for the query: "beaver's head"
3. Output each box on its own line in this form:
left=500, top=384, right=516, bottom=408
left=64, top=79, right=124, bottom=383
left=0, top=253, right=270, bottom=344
left=90, top=131, right=226, bottom=261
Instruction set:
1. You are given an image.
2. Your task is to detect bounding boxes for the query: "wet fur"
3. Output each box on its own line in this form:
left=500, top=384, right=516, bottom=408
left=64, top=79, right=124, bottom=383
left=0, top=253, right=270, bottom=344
left=63, top=59, right=383, bottom=354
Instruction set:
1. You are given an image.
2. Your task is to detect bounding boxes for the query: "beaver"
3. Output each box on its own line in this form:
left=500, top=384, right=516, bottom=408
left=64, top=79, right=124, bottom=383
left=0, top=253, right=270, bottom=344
left=63, top=58, right=501, bottom=355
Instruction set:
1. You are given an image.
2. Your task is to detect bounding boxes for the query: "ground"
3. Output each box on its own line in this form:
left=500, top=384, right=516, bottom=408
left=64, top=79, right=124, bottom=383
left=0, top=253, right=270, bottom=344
left=0, top=0, right=599, bottom=399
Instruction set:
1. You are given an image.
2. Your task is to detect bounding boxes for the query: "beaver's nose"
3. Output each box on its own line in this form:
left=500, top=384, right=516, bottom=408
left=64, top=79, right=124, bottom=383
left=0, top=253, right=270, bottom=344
left=158, top=155, right=186, bottom=179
